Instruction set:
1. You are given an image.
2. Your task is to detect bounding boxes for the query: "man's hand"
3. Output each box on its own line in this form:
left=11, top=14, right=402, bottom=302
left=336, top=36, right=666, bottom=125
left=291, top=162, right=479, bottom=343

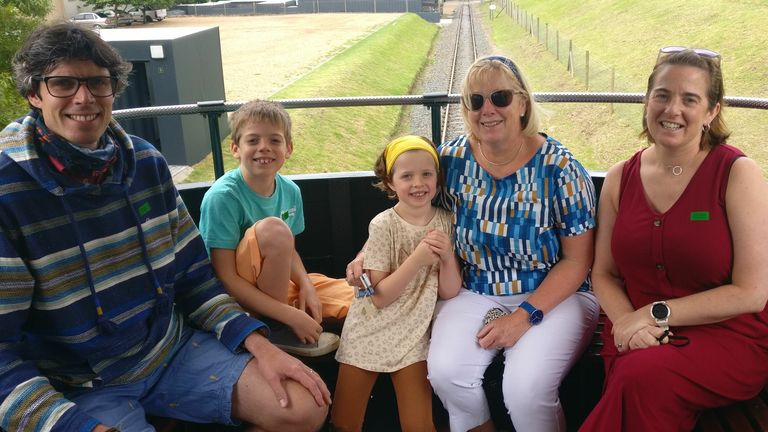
left=92, top=425, right=118, bottom=432
left=243, top=332, right=331, bottom=408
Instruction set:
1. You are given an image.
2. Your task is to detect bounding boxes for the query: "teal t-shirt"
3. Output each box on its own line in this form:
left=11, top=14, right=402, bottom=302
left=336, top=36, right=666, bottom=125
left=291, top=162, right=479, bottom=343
left=199, top=168, right=304, bottom=252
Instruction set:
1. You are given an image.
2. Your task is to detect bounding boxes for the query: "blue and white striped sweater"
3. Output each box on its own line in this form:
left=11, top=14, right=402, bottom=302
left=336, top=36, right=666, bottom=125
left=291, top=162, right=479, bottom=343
left=0, top=112, right=265, bottom=431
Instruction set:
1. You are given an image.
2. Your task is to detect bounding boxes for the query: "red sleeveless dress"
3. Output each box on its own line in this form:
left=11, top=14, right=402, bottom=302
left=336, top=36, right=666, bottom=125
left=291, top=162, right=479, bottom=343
left=580, top=144, right=768, bottom=432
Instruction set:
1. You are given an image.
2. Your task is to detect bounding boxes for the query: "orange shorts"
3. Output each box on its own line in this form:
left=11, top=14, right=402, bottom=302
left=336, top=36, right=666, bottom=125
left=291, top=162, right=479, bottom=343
left=235, top=225, right=353, bottom=319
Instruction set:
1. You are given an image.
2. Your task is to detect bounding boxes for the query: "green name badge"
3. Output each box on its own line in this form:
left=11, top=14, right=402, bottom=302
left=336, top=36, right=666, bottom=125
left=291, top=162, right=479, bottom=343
left=138, top=202, right=152, bottom=217
left=690, top=211, right=709, bottom=221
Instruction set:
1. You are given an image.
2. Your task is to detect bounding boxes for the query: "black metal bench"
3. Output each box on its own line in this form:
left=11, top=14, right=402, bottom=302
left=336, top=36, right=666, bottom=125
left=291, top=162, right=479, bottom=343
left=145, top=175, right=766, bottom=431
left=695, top=388, right=768, bottom=432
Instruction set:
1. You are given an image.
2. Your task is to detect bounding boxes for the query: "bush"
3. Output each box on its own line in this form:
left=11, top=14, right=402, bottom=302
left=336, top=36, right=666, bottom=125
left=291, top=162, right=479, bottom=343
left=0, top=73, right=27, bottom=126
left=0, top=1, right=49, bottom=126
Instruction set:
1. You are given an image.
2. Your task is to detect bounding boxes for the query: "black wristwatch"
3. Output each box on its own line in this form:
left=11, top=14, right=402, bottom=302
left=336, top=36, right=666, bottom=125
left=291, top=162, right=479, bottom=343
left=650, top=301, right=671, bottom=331
left=519, top=301, right=543, bottom=325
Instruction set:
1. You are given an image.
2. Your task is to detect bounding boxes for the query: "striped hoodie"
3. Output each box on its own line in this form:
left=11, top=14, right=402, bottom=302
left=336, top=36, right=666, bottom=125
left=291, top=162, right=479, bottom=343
left=0, top=112, right=266, bottom=431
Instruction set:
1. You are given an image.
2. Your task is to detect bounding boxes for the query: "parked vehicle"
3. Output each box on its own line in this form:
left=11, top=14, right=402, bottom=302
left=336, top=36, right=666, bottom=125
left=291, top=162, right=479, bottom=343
left=69, top=12, right=114, bottom=29
left=96, top=9, right=133, bottom=26
left=124, top=5, right=167, bottom=23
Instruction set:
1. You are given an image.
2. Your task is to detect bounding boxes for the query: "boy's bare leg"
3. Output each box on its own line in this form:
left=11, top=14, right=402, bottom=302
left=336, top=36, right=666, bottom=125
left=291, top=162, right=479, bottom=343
left=252, top=217, right=294, bottom=303
left=233, top=218, right=324, bottom=344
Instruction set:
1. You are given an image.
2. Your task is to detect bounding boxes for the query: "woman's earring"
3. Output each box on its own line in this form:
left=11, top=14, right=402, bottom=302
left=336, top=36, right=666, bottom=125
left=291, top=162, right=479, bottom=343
left=702, top=123, right=710, bottom=132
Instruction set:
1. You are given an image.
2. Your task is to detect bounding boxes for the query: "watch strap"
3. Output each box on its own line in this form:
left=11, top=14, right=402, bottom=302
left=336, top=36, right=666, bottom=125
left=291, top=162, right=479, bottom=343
left=519, top=301, right=535, bottom=315
left=519, top=301, right=543, bottom=325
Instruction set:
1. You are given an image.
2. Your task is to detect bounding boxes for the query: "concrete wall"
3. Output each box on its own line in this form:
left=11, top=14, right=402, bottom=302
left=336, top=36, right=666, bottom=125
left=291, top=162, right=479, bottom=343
left=49, top=0, right=91, bottom=20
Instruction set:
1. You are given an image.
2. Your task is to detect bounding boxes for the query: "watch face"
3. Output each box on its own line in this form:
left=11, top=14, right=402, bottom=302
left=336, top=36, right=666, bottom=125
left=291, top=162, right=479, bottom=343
left=652, top=303, right=669, bottom=320
left=530, top=310, right=544, bottom=325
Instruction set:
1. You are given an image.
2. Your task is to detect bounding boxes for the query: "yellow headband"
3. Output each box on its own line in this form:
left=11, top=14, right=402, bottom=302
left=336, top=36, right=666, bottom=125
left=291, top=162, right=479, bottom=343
left=384, top=135, right=439, bottom=175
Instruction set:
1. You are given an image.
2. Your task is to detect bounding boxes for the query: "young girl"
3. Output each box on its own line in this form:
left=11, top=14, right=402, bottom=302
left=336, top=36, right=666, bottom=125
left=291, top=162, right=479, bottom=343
left=331, top=135, right=462, bottom=432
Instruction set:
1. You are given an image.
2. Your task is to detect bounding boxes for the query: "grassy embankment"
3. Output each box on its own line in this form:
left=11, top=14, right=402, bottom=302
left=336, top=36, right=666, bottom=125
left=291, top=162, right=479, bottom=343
left=482, top=0, right=768, bottom=173
left=185, top=13, right=438, bottom=182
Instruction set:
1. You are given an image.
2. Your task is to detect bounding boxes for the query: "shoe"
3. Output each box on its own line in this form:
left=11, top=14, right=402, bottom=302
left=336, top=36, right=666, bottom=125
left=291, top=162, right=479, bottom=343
left=265, top=320, right=340, bottom=357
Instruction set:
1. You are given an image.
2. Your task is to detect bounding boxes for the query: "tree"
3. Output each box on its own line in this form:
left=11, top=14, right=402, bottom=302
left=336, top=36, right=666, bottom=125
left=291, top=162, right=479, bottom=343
left=81, top=1, right=178, bottom=25
left=0, top=0, right=50, bottom=125
left=80, top=1, right=134, bottom=14
left=148, top=0, right=179, bottom=8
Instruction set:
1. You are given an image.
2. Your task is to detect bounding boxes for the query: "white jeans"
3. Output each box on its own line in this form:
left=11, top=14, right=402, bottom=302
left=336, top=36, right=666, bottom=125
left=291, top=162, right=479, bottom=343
left=427, top=289, right=599, bottom=432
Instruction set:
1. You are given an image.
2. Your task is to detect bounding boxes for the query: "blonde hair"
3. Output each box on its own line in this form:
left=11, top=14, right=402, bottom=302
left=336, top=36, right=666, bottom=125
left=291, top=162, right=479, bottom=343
left=229, top=99, right=292, bottom=145
left=460, top=56, right=543, bottom=141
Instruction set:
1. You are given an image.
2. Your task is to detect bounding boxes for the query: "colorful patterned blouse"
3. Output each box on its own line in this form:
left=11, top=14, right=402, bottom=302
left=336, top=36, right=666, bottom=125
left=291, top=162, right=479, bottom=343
left=438, top=134, right=596, bottom=296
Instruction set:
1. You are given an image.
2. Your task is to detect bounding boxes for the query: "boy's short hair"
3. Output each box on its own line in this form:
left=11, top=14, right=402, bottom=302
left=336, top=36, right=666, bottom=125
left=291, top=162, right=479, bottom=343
left=229, top=99, right=292, bottom=145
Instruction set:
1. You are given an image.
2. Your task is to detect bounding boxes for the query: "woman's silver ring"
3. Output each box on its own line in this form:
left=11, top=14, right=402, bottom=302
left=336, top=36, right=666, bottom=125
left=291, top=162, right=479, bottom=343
left=617, top=343, right=623, bottom=348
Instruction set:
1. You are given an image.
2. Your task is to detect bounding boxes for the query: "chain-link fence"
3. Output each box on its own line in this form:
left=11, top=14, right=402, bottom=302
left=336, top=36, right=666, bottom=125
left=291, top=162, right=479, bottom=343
left=173, top=0, right=441, bottom=21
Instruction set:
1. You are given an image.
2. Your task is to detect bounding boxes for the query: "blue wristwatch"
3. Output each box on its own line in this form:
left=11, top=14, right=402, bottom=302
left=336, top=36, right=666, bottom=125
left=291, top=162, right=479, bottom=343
left=519, top=301, right=543, bottom=325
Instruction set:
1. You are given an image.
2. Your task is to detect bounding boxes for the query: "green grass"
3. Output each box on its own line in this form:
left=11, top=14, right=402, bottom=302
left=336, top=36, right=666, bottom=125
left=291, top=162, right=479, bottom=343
left=184, top=13, right=438, bottom=182
left=489, top=0, right=768, bottom=173
left=481, top=4, right=644, bottom=171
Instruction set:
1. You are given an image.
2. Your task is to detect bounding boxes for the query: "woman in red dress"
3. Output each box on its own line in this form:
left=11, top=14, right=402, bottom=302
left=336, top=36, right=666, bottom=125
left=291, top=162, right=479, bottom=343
left=580, top=47, right=768, bottom=431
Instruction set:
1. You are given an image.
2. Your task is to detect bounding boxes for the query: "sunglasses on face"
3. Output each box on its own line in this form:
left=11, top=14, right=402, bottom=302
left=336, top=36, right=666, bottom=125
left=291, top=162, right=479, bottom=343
left=467, top=89, right=519, bottom=112
left=657, top=46, right=721, bottom=65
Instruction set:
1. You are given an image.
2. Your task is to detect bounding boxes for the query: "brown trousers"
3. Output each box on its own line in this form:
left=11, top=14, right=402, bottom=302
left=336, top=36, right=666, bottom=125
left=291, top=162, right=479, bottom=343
left=330, top=361, right=436, bottom=432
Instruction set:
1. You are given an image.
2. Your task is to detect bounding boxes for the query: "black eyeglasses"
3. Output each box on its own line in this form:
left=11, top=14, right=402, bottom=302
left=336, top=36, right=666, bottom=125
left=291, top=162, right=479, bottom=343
left=466, top=90, right=518, bottom=112
left=657, top=329, right=690, bottom=347
left=33, top=76, right=118, bottom=98
left=657, top=46, right=721, bottom=65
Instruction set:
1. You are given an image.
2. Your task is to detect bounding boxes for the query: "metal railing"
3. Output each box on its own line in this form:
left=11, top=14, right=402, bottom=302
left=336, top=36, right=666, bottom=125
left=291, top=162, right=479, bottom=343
left=112, top=92, right=768, bottom=179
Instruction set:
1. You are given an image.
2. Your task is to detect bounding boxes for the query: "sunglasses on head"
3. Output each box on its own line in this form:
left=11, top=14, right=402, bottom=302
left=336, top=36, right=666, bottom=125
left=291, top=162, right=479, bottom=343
left=467, top=89, right=518, bottom=112
left=657, top=46, right=721, bottom=65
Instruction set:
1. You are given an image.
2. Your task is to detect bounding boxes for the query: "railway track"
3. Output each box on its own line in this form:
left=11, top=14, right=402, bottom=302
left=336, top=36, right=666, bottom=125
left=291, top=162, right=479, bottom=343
left=441, top=0, right=480, bottom=142
left=408, top=0, right=491, bottom=144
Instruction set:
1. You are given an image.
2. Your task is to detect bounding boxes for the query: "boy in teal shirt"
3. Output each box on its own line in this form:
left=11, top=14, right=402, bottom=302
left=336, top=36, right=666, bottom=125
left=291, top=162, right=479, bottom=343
left=200, top=99, right=353, bottom=356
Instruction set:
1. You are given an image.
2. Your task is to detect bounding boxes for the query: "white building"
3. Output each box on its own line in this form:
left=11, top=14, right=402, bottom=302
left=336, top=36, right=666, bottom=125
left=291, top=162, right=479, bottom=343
left=49, top=0, right=96, bottom=20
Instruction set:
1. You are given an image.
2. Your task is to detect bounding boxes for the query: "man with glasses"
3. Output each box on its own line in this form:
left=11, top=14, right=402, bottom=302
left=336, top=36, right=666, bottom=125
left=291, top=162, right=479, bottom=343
left=0, top=22, right=330, bottom=432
